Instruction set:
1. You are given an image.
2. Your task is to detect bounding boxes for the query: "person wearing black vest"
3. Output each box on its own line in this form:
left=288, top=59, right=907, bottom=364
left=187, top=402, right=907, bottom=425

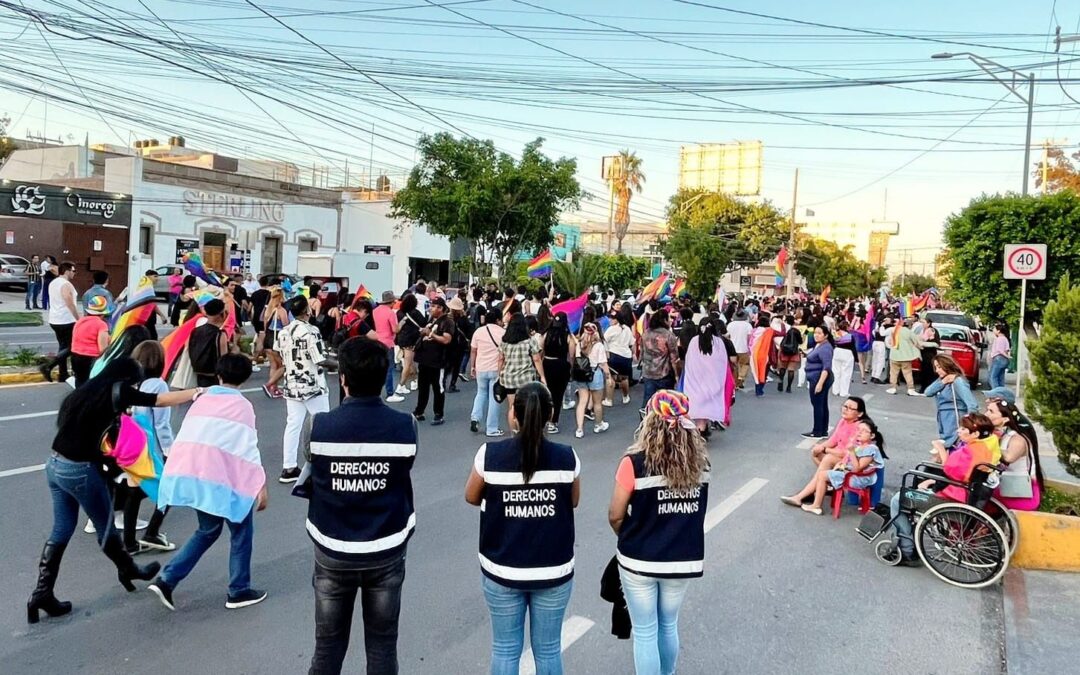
left=188, top=299, right=230, bottom=388
left=465, top=382, right=580, bottom=675
left=305, top=337, right=418, bottom=675
left=608, top=390, right=710, bottom=675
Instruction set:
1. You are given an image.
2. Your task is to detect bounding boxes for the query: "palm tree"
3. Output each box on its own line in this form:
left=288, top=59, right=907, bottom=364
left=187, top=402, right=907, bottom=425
left=552, top=255, right=602, bottom=297
left=610, top=149, right=645, bottom=254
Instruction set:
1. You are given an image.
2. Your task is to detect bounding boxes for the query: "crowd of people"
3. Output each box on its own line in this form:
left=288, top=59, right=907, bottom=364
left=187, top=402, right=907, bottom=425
left=22, top=267, right=1046, bottom=675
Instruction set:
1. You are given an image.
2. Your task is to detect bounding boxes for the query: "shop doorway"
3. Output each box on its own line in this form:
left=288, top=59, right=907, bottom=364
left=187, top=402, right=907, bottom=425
left=202, top=232, right=227, bottom=274
left=62, top=222, right=129, bottom=294
left=262, top=235, right=282, bottom=274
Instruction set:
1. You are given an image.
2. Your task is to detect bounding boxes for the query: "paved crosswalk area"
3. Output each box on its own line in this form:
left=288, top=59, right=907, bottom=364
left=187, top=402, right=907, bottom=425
left=0, top=368, right=1004, bottom=674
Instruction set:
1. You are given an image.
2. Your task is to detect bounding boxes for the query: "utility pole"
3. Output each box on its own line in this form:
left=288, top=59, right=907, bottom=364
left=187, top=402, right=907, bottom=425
left=785, top=168, right=799, bottom=299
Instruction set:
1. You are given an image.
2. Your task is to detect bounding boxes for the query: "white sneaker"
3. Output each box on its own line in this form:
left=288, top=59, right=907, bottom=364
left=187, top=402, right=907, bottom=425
left=409, top=381, right=417, bottom=391
left=84, top=519, right=95, bottom=534
left=562, top=400, right=575, bottom=410
left=574, top=429, right=585, bottom=439
left=546, top=423, right=559, bottom=434
left=386, top=394, right=406, bottom=403
left=601, top=399, right=613, bottom=408
left=395, top=385, right=410, bottom=395
left=907, top=389, right=922, bottom=397
left=885, top=388, right=897, bottom=394
left=250, top=364, right=261, bottom=372
left=594, top=421, right=610, bottom=434
left=622, top=395, right=631, bottom=404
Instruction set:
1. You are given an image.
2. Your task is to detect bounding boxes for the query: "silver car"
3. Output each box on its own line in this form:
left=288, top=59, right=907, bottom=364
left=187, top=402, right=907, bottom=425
left=0, top=254, right=31, bottom=290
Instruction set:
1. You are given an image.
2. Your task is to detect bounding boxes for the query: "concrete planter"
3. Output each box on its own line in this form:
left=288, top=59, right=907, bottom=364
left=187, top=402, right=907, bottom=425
left=1012, top=510, right=1080, bottom=572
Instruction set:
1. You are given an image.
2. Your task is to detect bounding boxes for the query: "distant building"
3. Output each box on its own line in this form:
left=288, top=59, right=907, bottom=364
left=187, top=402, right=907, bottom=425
left=801, top=221, right=869, bottom=261
left=572, top=219, right=666, bottom=263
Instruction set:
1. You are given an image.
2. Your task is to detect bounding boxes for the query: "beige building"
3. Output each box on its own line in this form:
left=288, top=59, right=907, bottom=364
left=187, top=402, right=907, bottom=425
left=573, top=219, right=667, bottom=262
left=801, top=221, right=869, bottom=260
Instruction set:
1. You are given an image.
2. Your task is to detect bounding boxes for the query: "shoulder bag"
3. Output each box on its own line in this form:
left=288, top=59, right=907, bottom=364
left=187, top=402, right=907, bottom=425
left=998, top=431, right=1035, bottom=499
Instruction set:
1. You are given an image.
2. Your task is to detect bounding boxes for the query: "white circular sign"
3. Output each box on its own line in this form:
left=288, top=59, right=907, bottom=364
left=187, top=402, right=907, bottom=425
left=1003, top=243, right=1047, bottom=280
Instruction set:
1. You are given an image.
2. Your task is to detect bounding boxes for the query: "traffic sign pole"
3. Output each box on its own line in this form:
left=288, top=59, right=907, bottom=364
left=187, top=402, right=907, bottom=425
left=1016, top=278, right=1027, bottom=400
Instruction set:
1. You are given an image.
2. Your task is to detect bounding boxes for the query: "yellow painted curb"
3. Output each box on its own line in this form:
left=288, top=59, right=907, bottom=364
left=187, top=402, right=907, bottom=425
left=0, top=371, right=46, bottom=385
left=1012, top=510, right=1080, bottom=572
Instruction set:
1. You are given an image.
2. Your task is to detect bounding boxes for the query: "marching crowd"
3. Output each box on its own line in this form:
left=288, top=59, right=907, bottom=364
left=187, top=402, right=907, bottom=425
left=23, top=268, right=1046, bottom=675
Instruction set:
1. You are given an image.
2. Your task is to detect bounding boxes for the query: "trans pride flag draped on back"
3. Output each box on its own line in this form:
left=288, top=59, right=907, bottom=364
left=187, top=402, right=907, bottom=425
left=550, top=292, right=589, bottom=334
left=158, top=390, right=264, bottom=523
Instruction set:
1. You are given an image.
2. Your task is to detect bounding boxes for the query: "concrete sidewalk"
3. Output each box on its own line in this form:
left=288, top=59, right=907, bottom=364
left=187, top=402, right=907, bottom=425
left=1004, top=568, right=1080, bottom=674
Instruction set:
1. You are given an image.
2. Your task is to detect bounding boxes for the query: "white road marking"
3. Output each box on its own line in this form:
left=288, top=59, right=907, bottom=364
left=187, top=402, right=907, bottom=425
left=0, top=410, right=56, bottom=422
left=705, top=477, right=769, bottom=533
left=519, top=615, right=595, bottom=675
left=796, top=438, right=815, bottom=450
left=0, top=464, right=45, bottom=478
left=1, top=388, right=265, bottom=423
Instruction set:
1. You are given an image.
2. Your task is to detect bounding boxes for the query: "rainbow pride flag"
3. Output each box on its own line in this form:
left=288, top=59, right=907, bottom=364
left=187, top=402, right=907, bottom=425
left=527, top=250, right=554, bottom=279
left=102, top=413, right=165, bottom=503
left=670, top=279, right=686, bottom=297
left=775, top=246, right=788, bottom=287
left=182, top=251, right=222, bottom=287
left=634, top=311, right=647, bottom=336
left=351, top=285, right=374, bottom=306
left=109, top=277, right=158, bottom=339
left=750, top=327, right=777, bottom=385
left=638, top=272, right=670, bottom=303
left=898, top=291, right=930, bottom=318
left=819, top=285, right=831, bottom=306
left=551, top=292, right=589, bottom=333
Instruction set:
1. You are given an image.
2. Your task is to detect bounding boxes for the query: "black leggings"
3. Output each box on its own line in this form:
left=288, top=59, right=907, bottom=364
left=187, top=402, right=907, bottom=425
left=545, top=359, right=571, bottom=425
left=122, top=488, right=168, bottom=549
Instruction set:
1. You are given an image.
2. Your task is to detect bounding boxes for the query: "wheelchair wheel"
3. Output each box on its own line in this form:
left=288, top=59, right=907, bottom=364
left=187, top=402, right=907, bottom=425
left=874, top=539, right=902, bottom=566
left=984, top=498, right=1020, bottom=558
left=915, top=503, right=1009, bottom=589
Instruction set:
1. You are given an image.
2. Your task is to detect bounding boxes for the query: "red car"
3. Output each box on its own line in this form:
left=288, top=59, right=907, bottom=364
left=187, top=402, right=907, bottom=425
left=912, top=323, right=981, bottom=384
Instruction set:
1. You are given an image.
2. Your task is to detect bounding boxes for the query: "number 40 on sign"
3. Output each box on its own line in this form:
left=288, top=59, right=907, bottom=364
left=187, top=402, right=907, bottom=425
left=1003, top=243, right=1047, bottom=280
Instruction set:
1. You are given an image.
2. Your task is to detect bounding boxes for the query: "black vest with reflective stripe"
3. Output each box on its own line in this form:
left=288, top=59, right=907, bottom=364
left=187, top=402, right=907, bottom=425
left=307, top=396, right=417, bottom=565
left=479, top=438, right=577, bottom=589
left=617, top=453, right=709, bottom=578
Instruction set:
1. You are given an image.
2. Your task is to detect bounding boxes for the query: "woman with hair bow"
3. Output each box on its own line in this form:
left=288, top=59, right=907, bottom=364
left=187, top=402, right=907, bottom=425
left=608, top=390, right=710, bottom=675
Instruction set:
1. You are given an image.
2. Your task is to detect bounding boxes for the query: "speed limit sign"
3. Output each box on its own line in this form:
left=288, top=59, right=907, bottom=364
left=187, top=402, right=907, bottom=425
left=1003, top=243, right=1047, bottom=280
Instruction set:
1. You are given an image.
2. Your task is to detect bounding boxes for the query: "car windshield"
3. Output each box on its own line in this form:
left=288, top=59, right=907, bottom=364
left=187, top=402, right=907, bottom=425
left=937, top=326, right=969, bottom=341
left=926, top=312, right=976, bottom=329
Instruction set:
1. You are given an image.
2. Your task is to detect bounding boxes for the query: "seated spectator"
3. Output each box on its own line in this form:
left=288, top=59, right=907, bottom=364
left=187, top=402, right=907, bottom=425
left=809, top=396, right=868, bottom=466
left=782, top=419, right=886, bottom=515
left=986, top=397, right=1043, bottom=511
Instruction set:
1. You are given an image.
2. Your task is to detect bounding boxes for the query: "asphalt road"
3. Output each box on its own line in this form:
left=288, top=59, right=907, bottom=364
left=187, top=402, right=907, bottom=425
left=0, top=361, right=1006, bottom=674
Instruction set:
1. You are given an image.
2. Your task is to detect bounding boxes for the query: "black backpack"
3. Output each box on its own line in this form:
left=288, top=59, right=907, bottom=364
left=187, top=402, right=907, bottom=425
left=780, top=327, right=802, bottom=356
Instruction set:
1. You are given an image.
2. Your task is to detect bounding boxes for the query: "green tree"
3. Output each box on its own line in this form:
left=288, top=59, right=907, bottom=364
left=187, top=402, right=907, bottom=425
left=1026, top=273, right=1080, bottom=478
left=796, top=236, right=886, bottom=298
left=552, top=255, right=603, bottom=297
left=389, top=133, right=584, bottom=282
left=891, top=272, right=937, bottom=296
left=661, top=189, right=788, bottom=298
left=591, top=253, right=651, bottom=293
left=610, top=150, right=645, bottom=254
left=942, top=192, right=1080, bottom=322
left=0, top=114, right=14, bottom=163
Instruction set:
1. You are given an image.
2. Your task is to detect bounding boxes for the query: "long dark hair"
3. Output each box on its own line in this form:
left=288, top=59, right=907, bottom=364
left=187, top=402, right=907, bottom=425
left=57, top=357, right=144, bottom=437
left=697, top=318, right=719, bottom=356
left=513, top=382, right=553, bottom=483
left=858, top=417, right=888, bottom=459
left=503, top=313, right=529, bottom=344
left=544, top=312, right=570, bottom=356
left=988, top=398, right=1044, bottom=488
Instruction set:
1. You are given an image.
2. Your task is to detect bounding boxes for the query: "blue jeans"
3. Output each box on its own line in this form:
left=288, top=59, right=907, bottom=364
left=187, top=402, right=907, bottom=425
left=471, top=370, right=502, bottom=434
left=808, top=372, right=834, bottom=436
left=26, top=280, right=41, bottom=308
left=642, top=374, right=675, bottom=409
left=990, top=355, right=1008, bottom=390
left=46, top=455, right=117, bottom=547
left=160, top=508, right=254, bottom=596
left=889, top=492, right=915, bottom=558
left=481, top=575, right=572, bottom=675
left=384, top=347, right=396, bottom=397
left=619, top=569, right=691, bottom=675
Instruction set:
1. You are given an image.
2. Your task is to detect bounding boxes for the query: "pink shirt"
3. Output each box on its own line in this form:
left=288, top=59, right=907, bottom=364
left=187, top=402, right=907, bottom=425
left=826, top=418, right=859, bottom=452
left=372, top=304, right=398, bottom=350
left=990, top=334, right=1010, bottom=360
left=471, top=324, right=506, bottom=373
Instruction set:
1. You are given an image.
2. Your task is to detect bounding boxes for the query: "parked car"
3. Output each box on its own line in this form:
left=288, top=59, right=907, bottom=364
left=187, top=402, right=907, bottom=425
left=922, top=309, right=986, bottom=352
left=912, top=322, right=981, bottom=384
left=152, top=265, right=182, bottom=299
left=0, top=254, right=31, bottom=290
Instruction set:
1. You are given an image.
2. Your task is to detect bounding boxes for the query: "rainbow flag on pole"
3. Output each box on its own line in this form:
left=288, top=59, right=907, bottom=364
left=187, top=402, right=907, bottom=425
left=527, top=250, right=554, bottom=278
left=670, top=278, right=687, bottom=297
left=775, top=246, right=788, bottom=287
left=638, top=272, right=670, bottom=303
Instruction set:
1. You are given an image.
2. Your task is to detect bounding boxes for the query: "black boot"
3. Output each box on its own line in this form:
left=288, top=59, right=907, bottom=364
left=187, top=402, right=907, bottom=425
left=102, top=534, right=160, bottom=592
left=785, top=371, right=794, bottom=393
left=27, top=542, right=73, bottom=624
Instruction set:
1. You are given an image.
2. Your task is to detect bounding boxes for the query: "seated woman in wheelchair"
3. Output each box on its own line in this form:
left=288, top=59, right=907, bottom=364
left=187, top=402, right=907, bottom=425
left=889, top=413, right=997, bottom=566
left=781, top=419, right=886, bottom=515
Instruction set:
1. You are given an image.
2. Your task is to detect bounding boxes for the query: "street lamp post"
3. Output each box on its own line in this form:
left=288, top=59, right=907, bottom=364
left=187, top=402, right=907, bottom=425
left=932, top=52, right=1035, bottom=195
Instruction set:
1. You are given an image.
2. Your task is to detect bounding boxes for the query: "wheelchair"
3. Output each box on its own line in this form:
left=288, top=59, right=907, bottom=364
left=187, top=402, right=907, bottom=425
left=856, top=462, right=1019, bottom=589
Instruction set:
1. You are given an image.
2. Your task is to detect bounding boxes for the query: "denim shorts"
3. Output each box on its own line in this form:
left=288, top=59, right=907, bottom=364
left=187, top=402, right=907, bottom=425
left=578, top=365, right=605, bottom=392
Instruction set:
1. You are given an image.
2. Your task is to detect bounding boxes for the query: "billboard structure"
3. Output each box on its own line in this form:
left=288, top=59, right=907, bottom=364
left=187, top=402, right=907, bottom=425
left=678, top=141, right=763, bottom=196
